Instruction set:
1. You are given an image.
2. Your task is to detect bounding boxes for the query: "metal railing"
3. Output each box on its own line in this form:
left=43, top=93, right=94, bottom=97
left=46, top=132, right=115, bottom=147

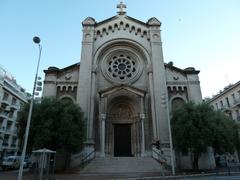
left=80, top=149, right=96, bottom=168
left=71, top=149, right=96, bottom=169
left=152, top=147, right=171, bottom=177
left=233, top=97, right=240, bottom=106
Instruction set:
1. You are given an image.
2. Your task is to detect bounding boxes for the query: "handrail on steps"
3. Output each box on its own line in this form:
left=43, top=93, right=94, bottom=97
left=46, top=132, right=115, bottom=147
left=80, top=149, right=96, bottom=168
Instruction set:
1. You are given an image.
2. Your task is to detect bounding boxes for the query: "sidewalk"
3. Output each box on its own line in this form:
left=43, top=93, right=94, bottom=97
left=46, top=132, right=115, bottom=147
left=1, top=168, right=240, bottom=180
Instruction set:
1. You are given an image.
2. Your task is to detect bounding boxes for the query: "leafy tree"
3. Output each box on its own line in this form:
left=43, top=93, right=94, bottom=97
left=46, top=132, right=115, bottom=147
left=17, top=98, right=85, bottom=154
left=211, top=111, right=240, bottom=155
left=171, top=102, right=239, bottom=169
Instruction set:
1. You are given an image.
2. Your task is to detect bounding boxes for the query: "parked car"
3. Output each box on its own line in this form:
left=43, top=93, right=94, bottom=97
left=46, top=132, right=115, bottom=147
left=23, top=156, right=31, bottom=168
left=1, top=156, right=20, bottom=170
left=0, top=157, right=7, bottom=167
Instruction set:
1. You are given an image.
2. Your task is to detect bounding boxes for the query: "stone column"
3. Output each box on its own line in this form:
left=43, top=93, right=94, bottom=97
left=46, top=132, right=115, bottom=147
left=88, top=66, right=96, bottom=141
left=100, top=113, right=106, bottom=157
left=140, top=97, right=146, bottom=157
left=148, top=69, right=157, bottom=139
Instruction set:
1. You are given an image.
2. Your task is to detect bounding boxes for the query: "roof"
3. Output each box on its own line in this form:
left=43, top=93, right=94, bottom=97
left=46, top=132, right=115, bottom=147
left=88, top=15, right=159, bottom=28
left=164, top=63, right=200, bottom=75
left=96, top=15, right=148, bottom=27
left=207, top=81, right=240, bottom=103
left=44, top=62, right=80, bottom=74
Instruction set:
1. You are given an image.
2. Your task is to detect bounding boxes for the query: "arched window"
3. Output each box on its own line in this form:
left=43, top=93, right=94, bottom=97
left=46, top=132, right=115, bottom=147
left=171, top=97, right=185, bottom=110
left=61, top=97, right=73, bottom=104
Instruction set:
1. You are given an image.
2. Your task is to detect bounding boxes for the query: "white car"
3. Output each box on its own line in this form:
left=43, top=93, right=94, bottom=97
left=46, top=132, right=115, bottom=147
left=1, top=156, right=20, bottom=170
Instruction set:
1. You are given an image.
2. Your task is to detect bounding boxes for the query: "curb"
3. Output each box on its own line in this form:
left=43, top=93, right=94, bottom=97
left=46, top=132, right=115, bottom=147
left=127, top=171, right=240, bottom=179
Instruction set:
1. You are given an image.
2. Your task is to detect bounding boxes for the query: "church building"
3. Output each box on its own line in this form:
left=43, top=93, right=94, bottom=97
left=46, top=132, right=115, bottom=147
left=43, top=2, right=205, bottom=169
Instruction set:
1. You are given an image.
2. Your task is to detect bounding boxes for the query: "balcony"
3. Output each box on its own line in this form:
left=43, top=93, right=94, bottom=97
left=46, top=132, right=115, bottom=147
left=237, top=116, right=240, bottom=122
left=12, top=129, right=18, bottom=136
left=10, top=104, right=19, bottom=110
left=0, top=113, right=8, bottom=119
left=2, top=142, right=9, bottom=147
left=4, top=129, right=17, bottom=135
left=220, top=105, right=232, bottom=113
left=0, top=126, right=6, bottom=133
left=1, top=99, right=10, bottom=106
left=8, top=115, right=17, bottom=122
left=10, top=144, right=17, bottom=148
left=233, top=97, right=240, bottom=108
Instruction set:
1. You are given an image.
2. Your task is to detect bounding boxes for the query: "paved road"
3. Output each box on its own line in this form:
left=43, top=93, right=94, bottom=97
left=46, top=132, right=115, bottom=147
left=1, top=170, right=240, bottom=180
left=177, top=176, right=240, bottom=180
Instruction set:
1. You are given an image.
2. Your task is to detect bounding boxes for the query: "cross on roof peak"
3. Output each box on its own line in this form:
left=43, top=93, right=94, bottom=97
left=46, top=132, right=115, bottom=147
left=117, top=1, right=126, bottom=15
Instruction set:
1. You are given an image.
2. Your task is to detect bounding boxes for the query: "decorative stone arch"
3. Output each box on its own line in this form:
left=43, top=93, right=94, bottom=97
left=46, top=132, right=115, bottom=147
left=93, top=39, right=151, bottom=67
left=108, top=98, right=136, bottom=118
left=98, top=85, right=147, bottom=157
left=58, top=95, right=75, bottom=103
left=94, top=40, right=151, bottom=85
left=169, top=95, right=187, bottom=111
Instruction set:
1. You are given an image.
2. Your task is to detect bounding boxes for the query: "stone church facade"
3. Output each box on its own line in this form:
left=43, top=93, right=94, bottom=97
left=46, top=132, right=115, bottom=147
left=43, top=3, right=208, bottom=169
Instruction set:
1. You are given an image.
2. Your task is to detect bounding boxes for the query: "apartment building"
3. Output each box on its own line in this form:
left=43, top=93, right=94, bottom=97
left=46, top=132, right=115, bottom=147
left=0, top=67, right=29, bottom=158
left=208, top=81, right=240, bottom=122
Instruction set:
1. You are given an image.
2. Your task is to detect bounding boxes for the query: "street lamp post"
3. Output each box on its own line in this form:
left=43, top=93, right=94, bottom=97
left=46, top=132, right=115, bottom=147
left=18, top=36, right=42, bottom=180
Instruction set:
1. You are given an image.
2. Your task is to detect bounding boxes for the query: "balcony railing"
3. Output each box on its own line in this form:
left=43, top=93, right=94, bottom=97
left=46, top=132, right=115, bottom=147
left=4, top=129, right=17, bottom=135
left=0, top=126, right=6, bottom=132
left=237, top=116, right=240, bottom=122
left=2, top=142, right=9, bottom=147
left=233, top=97, right=240, bottom=107
left=220, top=105, right=232, bottom=112
left=1, top=99, right=10, bottom=106
left=11, top=105, right=18, bottom=110
left=0, top=113, right=8, bottom=119
left=11, top=144, right=17, bottom=148
left=8, top=115, right=17, bottom=122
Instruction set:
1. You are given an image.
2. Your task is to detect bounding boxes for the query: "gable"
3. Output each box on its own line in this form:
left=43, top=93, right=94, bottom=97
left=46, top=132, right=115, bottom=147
left=165, top=63, right=200, bottom=83
left=165, top=65, right=187, bottom=82
left=94, top=15, right=150, bottom=40
left=44, top=63, right=80, bottom=82
left=99, top=84, right=145, bottom=97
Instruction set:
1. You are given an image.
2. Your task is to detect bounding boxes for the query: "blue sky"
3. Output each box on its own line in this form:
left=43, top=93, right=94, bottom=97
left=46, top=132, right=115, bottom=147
left=0, top=0, right=239, bottom=98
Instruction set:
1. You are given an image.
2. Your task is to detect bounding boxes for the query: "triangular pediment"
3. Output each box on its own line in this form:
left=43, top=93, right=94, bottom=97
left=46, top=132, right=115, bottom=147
left=93, top=15, right=152, bottom=40
left=99, top=85, right=145, bottom=98
left=96, top=15, right=147, bottom=28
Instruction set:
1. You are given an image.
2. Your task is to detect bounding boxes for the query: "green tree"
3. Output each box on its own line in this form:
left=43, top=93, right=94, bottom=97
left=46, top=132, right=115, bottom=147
left=17, top=97, right=85, bottom=154
left=171, top=102, right=239, bottom=169
left=211, top=110, right=240, bottom=155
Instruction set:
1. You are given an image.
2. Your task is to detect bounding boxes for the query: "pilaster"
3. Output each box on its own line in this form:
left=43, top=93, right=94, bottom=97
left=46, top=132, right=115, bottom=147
left=140, top=97, right=146, bottom=157
left=147, top=18, right=170, bottom=142
left=77, top=17, right=96, bottom=141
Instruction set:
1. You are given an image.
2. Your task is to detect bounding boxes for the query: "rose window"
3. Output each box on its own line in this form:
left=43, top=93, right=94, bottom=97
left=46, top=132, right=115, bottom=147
left=101, top=51, right=143, bottom=84
left=107, top=55, right=136, bottom=81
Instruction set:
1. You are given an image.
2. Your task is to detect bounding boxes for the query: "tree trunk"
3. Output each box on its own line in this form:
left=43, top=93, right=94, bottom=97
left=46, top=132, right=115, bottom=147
left=193, top=155, right=199, bottom=170
left=190, top=150, right=199, bottom=170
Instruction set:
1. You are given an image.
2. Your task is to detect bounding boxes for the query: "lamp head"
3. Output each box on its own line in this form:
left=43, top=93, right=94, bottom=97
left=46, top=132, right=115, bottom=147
left=33, top=36, right=41, bottom=44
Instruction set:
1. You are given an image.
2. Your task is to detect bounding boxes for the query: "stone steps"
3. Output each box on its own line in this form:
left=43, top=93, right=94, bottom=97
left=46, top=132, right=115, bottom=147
left=78, top=157, right=166, bottom=178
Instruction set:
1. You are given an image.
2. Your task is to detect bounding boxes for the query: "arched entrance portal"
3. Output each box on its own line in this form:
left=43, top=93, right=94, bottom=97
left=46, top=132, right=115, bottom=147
left=98, top=85, right=146, bottom=157
left=108, top=101, right=136, bottom=157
